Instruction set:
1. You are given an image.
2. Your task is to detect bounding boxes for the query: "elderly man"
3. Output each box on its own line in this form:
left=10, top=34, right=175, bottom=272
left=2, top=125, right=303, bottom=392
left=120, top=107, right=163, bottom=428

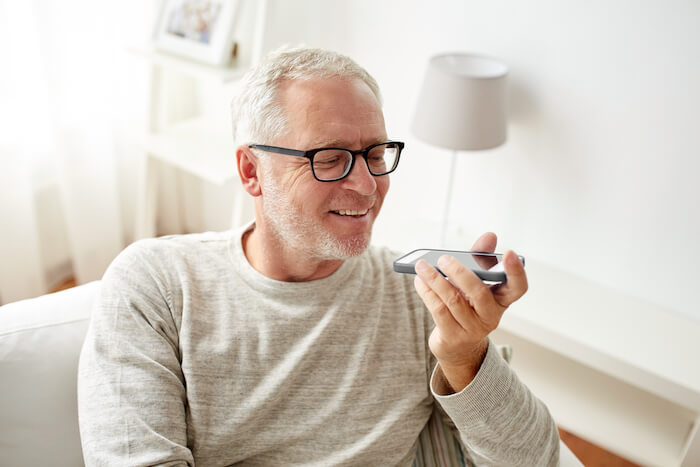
left=78, top=47, right=559, bottom=466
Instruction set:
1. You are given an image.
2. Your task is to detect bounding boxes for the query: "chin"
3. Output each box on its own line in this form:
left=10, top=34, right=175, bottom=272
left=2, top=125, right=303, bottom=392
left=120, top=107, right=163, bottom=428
left=318, top=232, right=371, bottom=260
left=341, top=235, right=371, bottom=257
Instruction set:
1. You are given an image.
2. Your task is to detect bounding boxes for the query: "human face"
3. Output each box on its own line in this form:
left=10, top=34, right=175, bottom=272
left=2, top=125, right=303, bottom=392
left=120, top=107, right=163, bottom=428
left=259, top=77, right=390, bottom=260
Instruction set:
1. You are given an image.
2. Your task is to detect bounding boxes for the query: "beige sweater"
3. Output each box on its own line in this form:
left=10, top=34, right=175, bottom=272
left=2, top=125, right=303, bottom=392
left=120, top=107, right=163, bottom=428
left=78, top=227, right=559, bottom=466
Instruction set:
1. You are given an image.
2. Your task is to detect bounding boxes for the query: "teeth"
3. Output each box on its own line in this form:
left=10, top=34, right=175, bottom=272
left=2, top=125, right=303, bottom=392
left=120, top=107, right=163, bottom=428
left=335, top=209, right=368, bottom=216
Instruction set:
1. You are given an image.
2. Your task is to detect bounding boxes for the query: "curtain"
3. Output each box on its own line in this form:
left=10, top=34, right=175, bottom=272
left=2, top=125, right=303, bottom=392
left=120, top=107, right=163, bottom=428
left=0, top=1, right=152, bottom=304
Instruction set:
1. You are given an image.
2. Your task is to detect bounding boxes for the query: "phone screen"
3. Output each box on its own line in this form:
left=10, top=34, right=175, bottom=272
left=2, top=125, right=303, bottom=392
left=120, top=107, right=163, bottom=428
left=393, top=249, right=524, bottom=283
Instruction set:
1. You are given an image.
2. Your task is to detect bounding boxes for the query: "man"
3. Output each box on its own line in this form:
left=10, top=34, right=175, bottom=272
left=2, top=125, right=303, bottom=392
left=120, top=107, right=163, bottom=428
left=78, top=46, right=560, bottom=466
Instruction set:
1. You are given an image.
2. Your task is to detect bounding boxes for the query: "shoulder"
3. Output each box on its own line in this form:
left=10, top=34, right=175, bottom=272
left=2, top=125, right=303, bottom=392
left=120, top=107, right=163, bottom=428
left=103, top=231, right=235, bottom=288
left=96, top=231, right=237, bottom=322
left=113, top=231, right=232, bottom=267
left=129, top=230, right=232, bottom=257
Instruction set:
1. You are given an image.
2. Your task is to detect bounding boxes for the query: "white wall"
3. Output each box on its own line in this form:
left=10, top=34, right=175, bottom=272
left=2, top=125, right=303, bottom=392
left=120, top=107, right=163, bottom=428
left=247, top=0, right=700, bottom=321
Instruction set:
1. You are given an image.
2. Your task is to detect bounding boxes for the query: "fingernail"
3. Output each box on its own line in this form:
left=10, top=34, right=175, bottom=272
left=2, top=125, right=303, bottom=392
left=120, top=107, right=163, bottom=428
left=415, top=260, right=428, bottom=273
left=437, top=255, right=452, bottom=268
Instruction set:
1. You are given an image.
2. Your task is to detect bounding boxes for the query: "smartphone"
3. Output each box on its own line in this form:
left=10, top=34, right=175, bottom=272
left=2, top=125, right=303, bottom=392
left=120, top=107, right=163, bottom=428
left=393, top=248, right=525, bottom=283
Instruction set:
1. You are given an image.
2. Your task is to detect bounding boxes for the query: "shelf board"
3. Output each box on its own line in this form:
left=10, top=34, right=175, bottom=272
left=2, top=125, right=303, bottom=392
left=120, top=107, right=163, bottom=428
left=492, top=328, right=695, bottom=467
left=146, top=116, right=237, bottom=185
left=128, top=45, right=248, bottom=83
left=501, top=259, right=700, bottom=411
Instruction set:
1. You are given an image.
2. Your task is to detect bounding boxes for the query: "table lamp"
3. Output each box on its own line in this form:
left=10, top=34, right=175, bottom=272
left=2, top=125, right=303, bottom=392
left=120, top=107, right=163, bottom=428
left=411, top=53, right=508, bottom=246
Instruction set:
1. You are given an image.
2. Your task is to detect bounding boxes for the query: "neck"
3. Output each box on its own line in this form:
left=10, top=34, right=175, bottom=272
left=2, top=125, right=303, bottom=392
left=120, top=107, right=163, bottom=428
left=242, top=223, right=345, bottom=282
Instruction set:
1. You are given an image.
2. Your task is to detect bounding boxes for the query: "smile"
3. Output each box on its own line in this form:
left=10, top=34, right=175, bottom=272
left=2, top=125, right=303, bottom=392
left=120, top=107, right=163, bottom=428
left=331, top=209, right=369, bottom=216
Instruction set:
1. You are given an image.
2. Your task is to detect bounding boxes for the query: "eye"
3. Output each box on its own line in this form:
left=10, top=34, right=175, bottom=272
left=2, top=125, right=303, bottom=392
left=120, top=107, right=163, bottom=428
left=314, top=150, right=348, bottom=165
left=316, top=157, right=340, bottom=165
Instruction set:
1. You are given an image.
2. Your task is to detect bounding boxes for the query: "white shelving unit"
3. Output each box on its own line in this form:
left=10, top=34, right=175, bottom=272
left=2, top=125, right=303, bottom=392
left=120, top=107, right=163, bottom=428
left=133, top=0, right=267, bottom=239
left=130, top=46, right=250, bottom=83
left=145, top=115, right=238, bottom=185
left=490, top=259, right=700, bottom=466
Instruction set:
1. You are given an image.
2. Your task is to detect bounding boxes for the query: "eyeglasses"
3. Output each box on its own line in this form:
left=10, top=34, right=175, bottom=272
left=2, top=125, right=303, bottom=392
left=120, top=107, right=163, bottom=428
left=248, top=141, right=404, bottom=182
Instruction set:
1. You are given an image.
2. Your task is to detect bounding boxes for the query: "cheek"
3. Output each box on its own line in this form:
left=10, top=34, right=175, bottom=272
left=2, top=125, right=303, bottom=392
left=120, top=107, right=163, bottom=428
left=376, top=176, right=390, bottom=204
left=280, top=164, right=317, bottom=195
left=289, top=178, right=334, bottom=213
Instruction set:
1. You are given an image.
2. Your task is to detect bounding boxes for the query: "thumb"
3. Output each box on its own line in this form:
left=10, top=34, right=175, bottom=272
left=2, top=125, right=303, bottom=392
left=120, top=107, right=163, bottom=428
left=496, top=250, right=528, bottom=305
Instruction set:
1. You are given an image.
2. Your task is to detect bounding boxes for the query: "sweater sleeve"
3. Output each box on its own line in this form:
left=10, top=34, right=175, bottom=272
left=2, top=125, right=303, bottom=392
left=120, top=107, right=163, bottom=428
left=430, top=340, right=560, bottom=466
left=77, top=242, right=194, bottom=467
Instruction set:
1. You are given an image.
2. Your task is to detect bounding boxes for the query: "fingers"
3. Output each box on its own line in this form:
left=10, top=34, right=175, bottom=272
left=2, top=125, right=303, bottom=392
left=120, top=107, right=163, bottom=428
left=415, top=259, right=492, bottom=334
left=471, top=232, right=498, bottom=269
left=492, top=250, right=528, bottom=306
left=412, top=246, right=528, bottom=344
left=435, top=255, right=503, bottom=329
left=415, top=261, right=471, bottom=332
left=471, top=232, right=497, bottom=253
left=413, top=273, right=463, bottom=341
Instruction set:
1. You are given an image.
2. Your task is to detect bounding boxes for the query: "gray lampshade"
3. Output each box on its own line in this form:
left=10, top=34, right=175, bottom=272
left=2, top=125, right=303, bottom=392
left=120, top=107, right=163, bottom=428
left=411, top=53, right=508, bottom=150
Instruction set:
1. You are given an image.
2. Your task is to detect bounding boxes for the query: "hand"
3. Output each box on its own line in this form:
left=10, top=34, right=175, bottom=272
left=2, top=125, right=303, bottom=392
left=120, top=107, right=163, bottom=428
left=414, top=232, right=528, bottom=392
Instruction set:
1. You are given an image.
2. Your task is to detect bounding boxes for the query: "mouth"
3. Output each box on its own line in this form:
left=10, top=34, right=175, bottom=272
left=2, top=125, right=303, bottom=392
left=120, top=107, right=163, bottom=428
left=330, top=208, right=370, bottom=217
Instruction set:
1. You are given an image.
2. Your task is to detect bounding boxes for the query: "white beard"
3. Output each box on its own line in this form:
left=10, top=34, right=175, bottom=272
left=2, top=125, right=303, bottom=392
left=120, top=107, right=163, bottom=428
left=260, top=165, right=371, bottom=260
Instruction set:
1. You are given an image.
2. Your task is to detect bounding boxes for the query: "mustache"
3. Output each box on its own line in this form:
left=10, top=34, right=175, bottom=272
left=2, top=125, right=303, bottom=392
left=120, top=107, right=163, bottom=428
left=327, top=195, right=376, bottom=209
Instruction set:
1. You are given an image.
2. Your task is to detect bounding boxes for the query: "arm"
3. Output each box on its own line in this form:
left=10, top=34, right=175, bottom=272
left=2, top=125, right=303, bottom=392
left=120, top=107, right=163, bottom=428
left=415, top=233, right=559, bottom=466
left=78, top=243, right=194, bottom=466
left=431, top=340, right=560, bottom=466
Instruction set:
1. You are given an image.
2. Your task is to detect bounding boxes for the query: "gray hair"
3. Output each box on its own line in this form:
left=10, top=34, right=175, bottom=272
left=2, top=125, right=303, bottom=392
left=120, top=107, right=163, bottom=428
left=231, top=46, right=382, bottom=147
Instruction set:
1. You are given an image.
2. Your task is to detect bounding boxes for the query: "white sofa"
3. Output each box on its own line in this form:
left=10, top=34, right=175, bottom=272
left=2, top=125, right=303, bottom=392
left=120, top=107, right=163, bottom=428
left=1, top=282, right=98, bottom=467
left=0, top=282, right=582, bottom=466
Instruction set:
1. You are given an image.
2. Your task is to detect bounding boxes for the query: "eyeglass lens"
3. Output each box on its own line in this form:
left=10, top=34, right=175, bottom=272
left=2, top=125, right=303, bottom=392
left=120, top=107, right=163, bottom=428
left=311, top=143, right=400, bottom=181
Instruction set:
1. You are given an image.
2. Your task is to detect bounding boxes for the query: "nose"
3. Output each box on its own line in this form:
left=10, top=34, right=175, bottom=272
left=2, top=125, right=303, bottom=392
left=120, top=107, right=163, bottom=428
left=341, top=155, right=377, bottom=195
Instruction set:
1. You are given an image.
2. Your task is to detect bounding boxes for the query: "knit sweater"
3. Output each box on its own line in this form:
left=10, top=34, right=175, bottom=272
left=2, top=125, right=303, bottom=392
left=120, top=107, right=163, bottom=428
left=78, top=226, right=559, bottom=466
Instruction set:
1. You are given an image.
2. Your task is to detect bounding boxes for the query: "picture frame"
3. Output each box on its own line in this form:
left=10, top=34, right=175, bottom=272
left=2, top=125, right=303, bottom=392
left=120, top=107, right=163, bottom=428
left=153, top=0, right=240, bottom=66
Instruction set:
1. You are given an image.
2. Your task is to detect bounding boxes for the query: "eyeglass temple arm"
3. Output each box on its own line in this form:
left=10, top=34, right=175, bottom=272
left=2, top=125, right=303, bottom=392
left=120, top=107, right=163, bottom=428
left=248, top=144, right=307, bottom=157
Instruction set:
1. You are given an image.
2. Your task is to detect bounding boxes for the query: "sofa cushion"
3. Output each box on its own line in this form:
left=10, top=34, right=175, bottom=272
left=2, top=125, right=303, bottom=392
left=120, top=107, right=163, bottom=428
left=0, top=281, right=100, bottom=467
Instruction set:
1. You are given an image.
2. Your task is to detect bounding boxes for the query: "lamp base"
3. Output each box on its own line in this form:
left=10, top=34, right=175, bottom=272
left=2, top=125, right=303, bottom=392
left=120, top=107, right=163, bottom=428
left=440, top=150, right=458, bottom=247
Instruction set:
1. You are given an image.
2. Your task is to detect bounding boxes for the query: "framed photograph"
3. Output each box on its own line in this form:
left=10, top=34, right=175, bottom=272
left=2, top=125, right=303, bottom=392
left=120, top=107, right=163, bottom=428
left=154, top=0, right=240, bottom=66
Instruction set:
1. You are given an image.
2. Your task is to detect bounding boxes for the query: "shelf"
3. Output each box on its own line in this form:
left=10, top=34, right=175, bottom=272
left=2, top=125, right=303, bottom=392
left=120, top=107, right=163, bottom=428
left=128, top=45, right=248, bottom=83
left=132, top=0, right=266, bottom=240
left=500, top=259, right=700, bottom=412
left=146, top=116, right=238, bottom=185
left=485, top=258, right=700, bottom=466
left=491, top=328, right=695, bottom=466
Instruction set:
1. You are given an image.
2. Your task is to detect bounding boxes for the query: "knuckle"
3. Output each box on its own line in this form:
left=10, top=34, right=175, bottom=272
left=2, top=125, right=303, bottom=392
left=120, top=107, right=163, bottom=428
left=429, top=331, right=446, bottom=349
left=445, top=293, right=462, bottom=310
left=472, top=287, right=491, bottom=305
left=450, top=261, right=467, bottom=276
left=432, top=302, right=450, bottom=317
left=485, top=313, right=502, bottom=331
left=413, top=275, right=424, bottom=289
left=424, top=266, right=439, bottom=280
left=486, top=309, right=505, bottom=330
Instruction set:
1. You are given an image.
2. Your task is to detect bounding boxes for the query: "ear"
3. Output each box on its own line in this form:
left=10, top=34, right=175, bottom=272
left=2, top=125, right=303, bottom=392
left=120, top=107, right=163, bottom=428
left=236, top=146, right=262, bottom=197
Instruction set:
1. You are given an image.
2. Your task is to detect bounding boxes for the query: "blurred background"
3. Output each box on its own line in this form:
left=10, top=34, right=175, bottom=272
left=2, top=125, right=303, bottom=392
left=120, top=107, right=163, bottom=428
left=1, top=0, right=699, bottom=324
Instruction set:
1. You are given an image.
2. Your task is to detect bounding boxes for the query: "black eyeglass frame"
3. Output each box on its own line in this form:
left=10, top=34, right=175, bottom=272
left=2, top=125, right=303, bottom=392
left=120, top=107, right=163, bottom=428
left=248, top=141, right=404, bottom=182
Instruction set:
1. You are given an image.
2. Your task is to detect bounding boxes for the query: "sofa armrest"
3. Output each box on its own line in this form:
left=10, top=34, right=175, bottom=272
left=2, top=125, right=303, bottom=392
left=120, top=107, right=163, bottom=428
left=0, top=281, right=100, bottom=467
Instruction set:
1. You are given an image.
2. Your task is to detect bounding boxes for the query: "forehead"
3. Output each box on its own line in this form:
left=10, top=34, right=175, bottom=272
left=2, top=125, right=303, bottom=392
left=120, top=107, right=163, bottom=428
left=277, top=77, right=387, bottom=148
